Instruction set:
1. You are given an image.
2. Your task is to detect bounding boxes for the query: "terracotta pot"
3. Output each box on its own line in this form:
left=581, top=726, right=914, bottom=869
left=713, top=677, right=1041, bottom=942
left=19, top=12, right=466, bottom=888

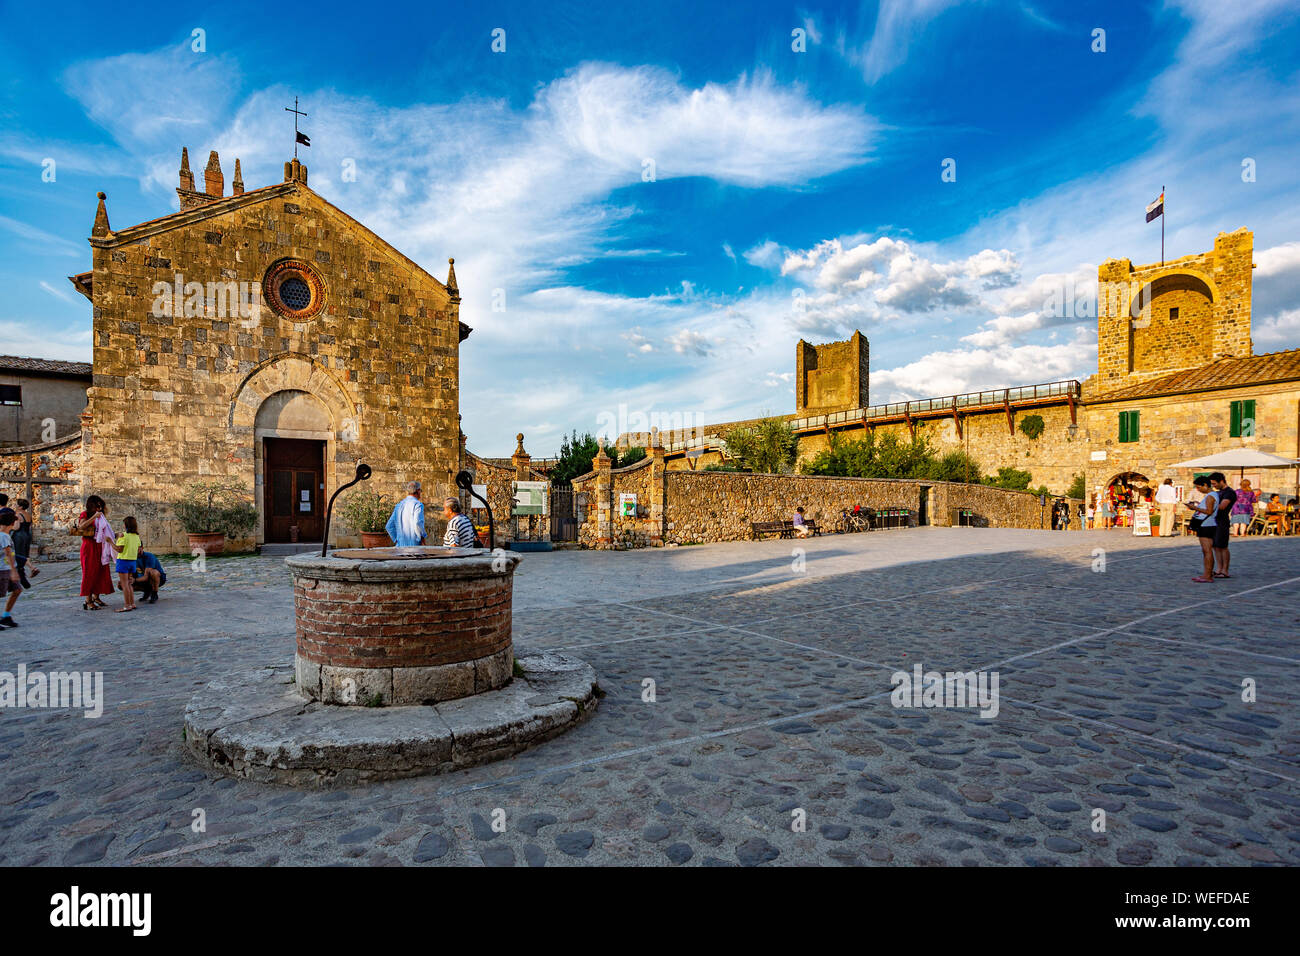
left=188, top=532, right=225, bottom=556
left=360, top=531, right=393, bottom=549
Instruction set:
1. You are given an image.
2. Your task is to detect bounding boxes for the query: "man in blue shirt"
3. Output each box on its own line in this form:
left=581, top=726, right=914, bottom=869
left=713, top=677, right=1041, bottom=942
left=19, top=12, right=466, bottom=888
left=133, top=550, right=167, bottom=603
left=385, top=481, right=426, bottom=547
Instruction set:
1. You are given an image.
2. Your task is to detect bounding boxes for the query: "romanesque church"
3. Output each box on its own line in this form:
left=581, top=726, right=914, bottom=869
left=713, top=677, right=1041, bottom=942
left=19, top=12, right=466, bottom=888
left=69, top=149, right=466, bottom=550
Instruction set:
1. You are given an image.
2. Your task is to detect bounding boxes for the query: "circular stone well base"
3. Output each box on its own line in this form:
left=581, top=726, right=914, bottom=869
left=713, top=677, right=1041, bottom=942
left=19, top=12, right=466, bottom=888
left=183, top=653, right=598, bottom=787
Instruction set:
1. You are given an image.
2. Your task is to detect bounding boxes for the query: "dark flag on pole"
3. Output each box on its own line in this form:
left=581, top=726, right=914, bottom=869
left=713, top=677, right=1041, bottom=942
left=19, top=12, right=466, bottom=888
left=285, top=97, right=309, bottom=158
left=1145, top=190, right=1164, bottom=223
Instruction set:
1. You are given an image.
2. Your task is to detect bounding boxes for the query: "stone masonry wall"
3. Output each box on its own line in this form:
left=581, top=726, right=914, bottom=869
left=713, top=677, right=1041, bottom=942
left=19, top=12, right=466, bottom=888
left=573, top=464, right=1075, bottom=547
left=664, top=471, right=920, bottom=543
left=793, top=404, right=1085, bottom=496
left=0, top=434, right=86, bottom=558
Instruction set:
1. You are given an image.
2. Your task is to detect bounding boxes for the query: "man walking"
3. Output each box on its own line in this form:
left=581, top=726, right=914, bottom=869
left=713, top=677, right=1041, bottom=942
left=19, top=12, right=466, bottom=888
left=385, top=481, right=426, bottom=547
left=442, top=497, right=478, bottom=548
left=1154, top=478, right=1178, bottom=537
left=1210, top=472, right=1236, bottom=577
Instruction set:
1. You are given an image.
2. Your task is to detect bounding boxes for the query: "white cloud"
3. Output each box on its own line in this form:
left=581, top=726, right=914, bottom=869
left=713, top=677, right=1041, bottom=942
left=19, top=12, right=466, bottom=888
left=39, top=280, right=75, bottom=303
left=54, top=47, right=882, bottom=454
left=1255, top=309, right=1300, bottom=350
left=62, top=45, right=240, bottom=148
left=772, top=235, right=1021, bottom=330
left=0, top=216, right=83, bottom=257
left=0, top=320, right=92, bottom=362
left=871, top=328, right=1098, bottom=401
left=668, top=329, right=714, bottom=356
left=848, top=0, right=963, bottom=83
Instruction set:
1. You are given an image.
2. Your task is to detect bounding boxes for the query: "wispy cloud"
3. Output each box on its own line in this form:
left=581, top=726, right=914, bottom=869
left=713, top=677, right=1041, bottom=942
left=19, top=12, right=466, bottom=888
left=0, top=215, right=83, bottom=256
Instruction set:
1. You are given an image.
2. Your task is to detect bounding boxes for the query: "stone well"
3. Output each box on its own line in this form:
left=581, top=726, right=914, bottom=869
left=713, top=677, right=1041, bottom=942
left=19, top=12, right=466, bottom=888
left=183, top=545, right=600, bottom=786
left=288, top=547, right=518, bottom=706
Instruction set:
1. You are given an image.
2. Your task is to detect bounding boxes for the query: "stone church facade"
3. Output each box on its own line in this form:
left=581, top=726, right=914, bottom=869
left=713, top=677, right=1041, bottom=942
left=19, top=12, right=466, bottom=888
left=69, top=149, right=466, bottom=551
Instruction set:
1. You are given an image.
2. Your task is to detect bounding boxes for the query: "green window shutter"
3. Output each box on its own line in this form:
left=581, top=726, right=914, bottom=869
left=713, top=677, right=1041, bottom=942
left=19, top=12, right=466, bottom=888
left=1230, top=400, right=1257, bottom=437
left=1119, top=410, right=1140, bottom=443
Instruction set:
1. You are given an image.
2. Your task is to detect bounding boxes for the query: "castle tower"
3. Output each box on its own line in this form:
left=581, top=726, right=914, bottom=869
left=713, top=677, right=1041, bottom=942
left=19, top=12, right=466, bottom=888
left=796, top=330, right=870, bottom=414
left=1096, top=228, right=1254, bottom=388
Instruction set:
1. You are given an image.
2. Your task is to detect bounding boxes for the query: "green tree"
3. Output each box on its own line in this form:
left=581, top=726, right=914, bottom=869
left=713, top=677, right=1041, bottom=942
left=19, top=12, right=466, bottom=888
left=927, top=450, right=984, bottom=484
left=549, top=431, right=601, bottom=485
left=614, top=446, right=646, bottom=468
left=722, top=418, right=798, bottom=474
left=802, top=430, right=974, bottom=482
left=985, top=466, right=1035, bottom=491
left=1066, top=472, right=1086, bottom=499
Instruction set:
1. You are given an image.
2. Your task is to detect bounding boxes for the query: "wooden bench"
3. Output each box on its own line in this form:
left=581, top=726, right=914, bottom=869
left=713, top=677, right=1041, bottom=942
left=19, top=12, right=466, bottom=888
left=751, top=519, right=822, bottom=540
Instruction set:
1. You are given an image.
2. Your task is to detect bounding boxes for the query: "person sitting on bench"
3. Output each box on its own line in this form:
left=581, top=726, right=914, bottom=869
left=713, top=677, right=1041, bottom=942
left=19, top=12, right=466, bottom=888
left=792, top=507, right=813, bottom=538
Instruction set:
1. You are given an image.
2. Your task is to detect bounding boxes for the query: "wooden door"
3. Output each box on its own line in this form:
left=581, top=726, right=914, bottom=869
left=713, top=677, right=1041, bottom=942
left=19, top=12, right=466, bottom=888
left=264, top=438, right=325, bottom=542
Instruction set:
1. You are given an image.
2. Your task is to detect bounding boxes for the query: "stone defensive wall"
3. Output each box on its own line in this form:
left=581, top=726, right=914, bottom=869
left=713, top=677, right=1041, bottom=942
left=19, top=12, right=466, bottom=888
left=0, top=433, right=87, bottom=558
left=460, top=438, right=551, bottom=545
left=571, top=444, right=1079, bottom=548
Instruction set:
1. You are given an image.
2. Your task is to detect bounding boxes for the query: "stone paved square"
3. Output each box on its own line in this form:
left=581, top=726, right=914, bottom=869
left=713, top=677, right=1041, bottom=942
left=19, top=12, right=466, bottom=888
left=2, top=527, right=1296, bottom=867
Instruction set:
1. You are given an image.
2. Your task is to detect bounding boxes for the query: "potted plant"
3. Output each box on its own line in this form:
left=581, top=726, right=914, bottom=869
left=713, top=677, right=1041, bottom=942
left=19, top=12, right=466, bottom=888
left=172, top=478, right=258, bottom=555
left=338, top=487, right=392, bottom=548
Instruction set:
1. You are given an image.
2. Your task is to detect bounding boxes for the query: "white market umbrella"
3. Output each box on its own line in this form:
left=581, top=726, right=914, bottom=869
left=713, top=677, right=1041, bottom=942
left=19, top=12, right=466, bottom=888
left=1170, top=448, right=1300, bottom=501
left=1169, top=449, right=1300, bottom=469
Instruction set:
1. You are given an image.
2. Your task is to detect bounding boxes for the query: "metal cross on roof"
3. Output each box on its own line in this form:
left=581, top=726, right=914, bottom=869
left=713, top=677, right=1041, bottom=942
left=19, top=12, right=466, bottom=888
left=285, top=96, right=309, bottom=158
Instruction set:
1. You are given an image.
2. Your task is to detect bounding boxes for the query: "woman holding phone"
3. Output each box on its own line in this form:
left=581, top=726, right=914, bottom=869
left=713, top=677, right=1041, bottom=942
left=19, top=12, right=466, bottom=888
left=1184, top=477, right=1219, bottom=583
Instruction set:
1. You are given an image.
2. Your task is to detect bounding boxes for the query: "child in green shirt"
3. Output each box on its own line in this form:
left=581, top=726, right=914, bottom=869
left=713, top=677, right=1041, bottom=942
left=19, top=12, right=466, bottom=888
left=114, top=516, right=142, bottom=612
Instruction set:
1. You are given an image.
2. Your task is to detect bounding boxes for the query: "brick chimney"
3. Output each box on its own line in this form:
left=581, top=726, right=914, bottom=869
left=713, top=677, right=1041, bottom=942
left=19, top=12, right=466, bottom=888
left=283, top=158, right=308, bottom=185
left=232, top=158, right=244, bottom=196
left=204, top=150, right=224, bottom=197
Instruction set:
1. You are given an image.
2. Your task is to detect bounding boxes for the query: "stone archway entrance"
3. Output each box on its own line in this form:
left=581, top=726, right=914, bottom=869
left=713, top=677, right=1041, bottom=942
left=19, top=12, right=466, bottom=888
left=228, top=355, right=359, bottom=547
left=1107, top=470, right=1149, bottom=490
left=254, top=389, right=333, bottom=544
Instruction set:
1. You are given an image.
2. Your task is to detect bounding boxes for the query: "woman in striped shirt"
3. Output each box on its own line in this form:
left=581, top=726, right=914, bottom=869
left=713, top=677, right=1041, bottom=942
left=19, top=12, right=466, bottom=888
left=442, top=497, right=478, bottom=548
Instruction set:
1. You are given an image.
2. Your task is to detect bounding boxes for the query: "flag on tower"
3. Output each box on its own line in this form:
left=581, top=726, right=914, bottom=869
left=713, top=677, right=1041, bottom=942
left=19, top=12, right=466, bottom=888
left=296, top=131, right=311, bottom=147
left=1145, top=190, right=1164, bottom=223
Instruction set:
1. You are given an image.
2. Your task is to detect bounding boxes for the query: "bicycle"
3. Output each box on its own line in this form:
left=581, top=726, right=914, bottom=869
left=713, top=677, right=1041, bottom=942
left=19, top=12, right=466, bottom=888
left=839, top=508, right=870, bottom=534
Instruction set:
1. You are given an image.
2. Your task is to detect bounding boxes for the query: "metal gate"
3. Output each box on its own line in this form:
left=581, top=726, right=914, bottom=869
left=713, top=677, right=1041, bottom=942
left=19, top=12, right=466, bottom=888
left=549, top=486, right=578, bottom=541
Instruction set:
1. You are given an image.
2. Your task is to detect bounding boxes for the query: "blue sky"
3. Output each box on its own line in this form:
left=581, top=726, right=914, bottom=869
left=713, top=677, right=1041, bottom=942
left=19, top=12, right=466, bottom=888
left=2, top=0, right=1298, bottom=454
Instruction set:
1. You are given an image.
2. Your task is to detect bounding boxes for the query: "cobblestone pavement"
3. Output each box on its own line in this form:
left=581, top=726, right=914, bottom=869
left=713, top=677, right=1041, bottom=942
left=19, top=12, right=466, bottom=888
left=2, top=528, right=1297, bottom=866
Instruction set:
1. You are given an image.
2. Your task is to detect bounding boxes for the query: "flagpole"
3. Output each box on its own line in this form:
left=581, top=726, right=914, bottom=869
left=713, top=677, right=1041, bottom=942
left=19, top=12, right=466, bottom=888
left=1161, top=184, right=1165, bottom=265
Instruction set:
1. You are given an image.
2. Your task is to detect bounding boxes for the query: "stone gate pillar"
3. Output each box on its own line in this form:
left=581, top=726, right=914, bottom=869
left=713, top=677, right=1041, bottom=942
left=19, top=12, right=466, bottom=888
left=511, top=433, right=541, bottom=542
left=594, top=446, right=612, bottom=549
left=649, top=429, right=666, bottom=545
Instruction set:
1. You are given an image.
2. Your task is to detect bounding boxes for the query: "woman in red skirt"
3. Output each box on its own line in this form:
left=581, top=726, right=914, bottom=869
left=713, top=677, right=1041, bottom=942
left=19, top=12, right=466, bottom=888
left=74, top=495, right=114, bottom=609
